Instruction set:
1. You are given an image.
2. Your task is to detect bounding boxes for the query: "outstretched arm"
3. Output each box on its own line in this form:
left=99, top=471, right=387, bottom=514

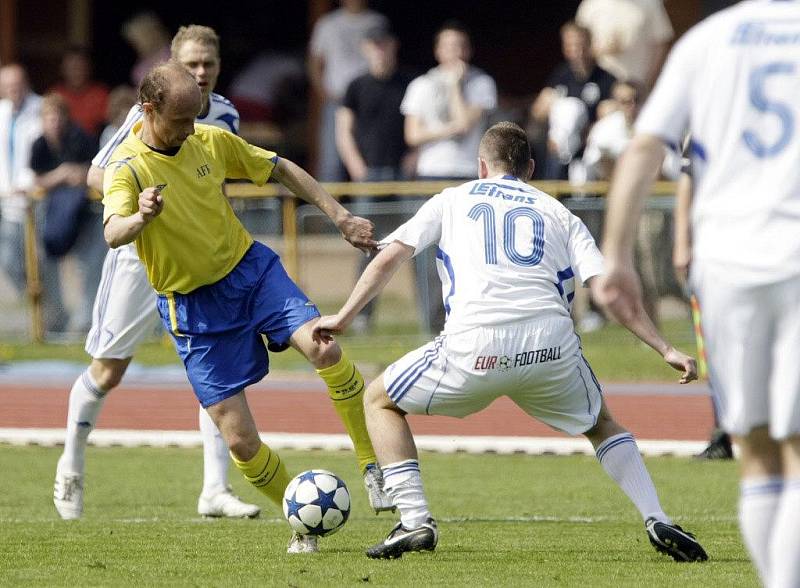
left=592, top=133, right=696, bottom=383
left=271, top=157, right=377, bottom=252
left=588, top=275, right=696, bottom=383
left=594, top=134, right=664, bottom=323
left=312, top=241, right=415, bottom=343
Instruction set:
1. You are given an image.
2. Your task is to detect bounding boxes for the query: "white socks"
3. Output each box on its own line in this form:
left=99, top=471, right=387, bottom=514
left=383, top=459, right=431, bottom=529
left=739, top=477, right=782, bottom=585
left=59, top=370, right=107, bottom=475
left=767, top=478, right=800, bottom=588
left=198, top=407, right=230, bottom=497
left=595, top=432, right=671, bottom=524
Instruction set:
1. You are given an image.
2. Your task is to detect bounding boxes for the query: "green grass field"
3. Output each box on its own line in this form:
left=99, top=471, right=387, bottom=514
left=0, top=446, right=754, bottom=587
left=0, top=318, right=697, bottom=382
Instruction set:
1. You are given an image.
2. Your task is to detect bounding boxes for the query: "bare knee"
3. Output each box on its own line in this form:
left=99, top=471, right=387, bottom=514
left=736, top=426, right=782, bottom=478
left=307, top=340, right=342, bottom=370
left=365, top=377, right=400, bottom=414
left=783, top=436, right=800, bottom=478
left=584, top=401, right=627, bottom=448
left=88, top=357, right=131, bottom=391
left=206, top=396, right=261, bottom=461
left=225, top=433, right=261, bottom=461
left=289, top=320, right=342, bottom=369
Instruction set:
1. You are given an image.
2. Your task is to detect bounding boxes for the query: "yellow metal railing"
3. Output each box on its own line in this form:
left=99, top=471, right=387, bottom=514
left=224, top=180, right=678, bottom=281
left=23, top=180, right=677, bottom=342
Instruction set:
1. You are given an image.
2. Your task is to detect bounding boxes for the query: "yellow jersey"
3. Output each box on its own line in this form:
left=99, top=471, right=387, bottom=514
left=103, top=123, right=277, bottom=294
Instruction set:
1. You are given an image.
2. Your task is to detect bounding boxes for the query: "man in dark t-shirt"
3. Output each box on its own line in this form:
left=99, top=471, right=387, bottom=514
left=335, top=25, right=414, bottom=332
left=530, top=21, right=616, bottom=179
left=336, top=26, right=413, bottom=183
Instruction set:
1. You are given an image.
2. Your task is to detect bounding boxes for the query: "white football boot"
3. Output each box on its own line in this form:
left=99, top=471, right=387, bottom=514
left=197, top=486, right=261, bottom=518
left=363, top=464, right=395, bottom=513
left=287, top=533, right=319, bottom=554
left=53, top=471, right=84, bottom=520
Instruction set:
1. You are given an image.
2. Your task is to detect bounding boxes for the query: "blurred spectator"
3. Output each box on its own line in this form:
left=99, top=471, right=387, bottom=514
left=581, top=80, right=642, bottom=181
left=402, top=20, right=497, bottom=181
left=336, top=27, right=411, bottom=183
left=582, top=80, right=680, bottom=181
left=0, top=66, right=41, bottom=287
left=579, top=80, right=680, bottom=325
left=0, top=66, right=69, bottom=333
left=49, top=47, right=109, bottom=140
left=335, top=25, right=414, bottom=333
left=31, top=93, right=105, bottom=333
left=98, top=85, right=137, bottom=149
left=529, top=21, right=616, bottom=180
left=576, top=0, right=674, bottom=92
left=229, top=52, right=306, bottom=123
left=122, top=12, right=171, bottom=87
left=401, top=20, right=497, bottom=333
left=308, top=0, right=388, bottom=181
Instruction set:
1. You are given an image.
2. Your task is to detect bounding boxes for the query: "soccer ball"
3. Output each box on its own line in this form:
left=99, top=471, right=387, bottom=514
left=283, top=469, right=350, bottom=537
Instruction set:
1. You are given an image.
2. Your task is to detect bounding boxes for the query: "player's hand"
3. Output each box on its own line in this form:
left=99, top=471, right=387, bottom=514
left=337, top=213, right=378, bottom=253
left=590, top=263, right=644, bottom=327
left=138, top=186, right=164, bottom=222
left=311, top=315, right=348, bottom=344
left=663, top=347, right=698, bottom=384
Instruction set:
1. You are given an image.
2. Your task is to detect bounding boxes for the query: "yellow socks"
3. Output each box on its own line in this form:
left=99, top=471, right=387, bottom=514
left=316, top=351, right=377, bottom=473
left=231, top=443, right=289, bottom=507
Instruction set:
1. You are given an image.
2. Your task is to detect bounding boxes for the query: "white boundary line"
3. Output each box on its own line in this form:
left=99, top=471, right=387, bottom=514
left=0, top=428, right=708, bottom=457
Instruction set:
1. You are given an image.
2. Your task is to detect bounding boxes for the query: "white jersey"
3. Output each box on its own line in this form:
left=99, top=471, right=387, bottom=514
left=635, top=0, right=800, bottom=284
left=381, top=176, right=604, bottom=334
left=92, top=92, right=240, bottom=168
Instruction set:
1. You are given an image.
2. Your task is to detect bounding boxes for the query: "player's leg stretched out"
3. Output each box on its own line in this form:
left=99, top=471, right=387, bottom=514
left=583, top=401, right=708, bottom=562
left=360, top=354, right=707, bottom=561
left=54, top=249, right=259, bottom=521
left=361, top=377, right=438, bottom=559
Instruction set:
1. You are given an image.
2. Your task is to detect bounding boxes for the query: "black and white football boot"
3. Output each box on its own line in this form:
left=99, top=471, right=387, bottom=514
left=646, top=518, right=708, bottom=562
left=366, top=518, right=438, bottom=559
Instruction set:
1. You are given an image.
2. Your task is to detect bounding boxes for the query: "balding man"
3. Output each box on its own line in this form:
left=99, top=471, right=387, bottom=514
left=102, top=62, right=384, bottom=553
left=0, top=64, right=67, bottom=332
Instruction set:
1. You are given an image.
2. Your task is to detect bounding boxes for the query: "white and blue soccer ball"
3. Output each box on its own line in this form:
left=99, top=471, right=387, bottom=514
left=283, top=469, right=350, bottom=537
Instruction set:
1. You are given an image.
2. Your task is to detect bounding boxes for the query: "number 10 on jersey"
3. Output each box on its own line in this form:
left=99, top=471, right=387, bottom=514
left=468, top=204, right=545, bottom=267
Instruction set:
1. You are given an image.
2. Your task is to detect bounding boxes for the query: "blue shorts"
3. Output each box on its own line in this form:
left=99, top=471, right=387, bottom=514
left=156, top=242, right=320, bottom=408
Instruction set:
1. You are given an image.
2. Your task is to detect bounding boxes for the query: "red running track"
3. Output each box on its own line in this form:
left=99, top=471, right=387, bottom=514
left=0, top=383, right=713, bottom=440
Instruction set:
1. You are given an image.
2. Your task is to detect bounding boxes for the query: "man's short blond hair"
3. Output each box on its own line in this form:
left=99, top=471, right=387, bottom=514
left=171, top=25, right=220, bottom=58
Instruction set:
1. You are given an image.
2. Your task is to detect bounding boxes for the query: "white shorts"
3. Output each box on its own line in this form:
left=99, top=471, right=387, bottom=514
left=383, top=316, right=603, bottom=436
left=85, top=244, right=162, bottom=359
left=692, top=265, right=800, bottom=439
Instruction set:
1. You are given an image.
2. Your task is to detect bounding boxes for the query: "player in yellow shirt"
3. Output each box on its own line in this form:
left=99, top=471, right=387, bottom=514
left=103, top=61, right=388, bottom=553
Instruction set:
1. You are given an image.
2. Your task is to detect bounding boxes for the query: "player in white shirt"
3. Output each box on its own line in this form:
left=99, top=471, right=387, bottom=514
left=53, top=25, right=258, bottom=521
left=313, top=122, right=707, bottom=561
left=596, top=2, right=800, bottom=585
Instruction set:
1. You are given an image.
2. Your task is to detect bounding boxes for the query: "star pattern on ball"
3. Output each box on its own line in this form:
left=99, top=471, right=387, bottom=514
left=284, top=494, right=304, bottom=520
left=315, top=485, right=339, bottom=512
